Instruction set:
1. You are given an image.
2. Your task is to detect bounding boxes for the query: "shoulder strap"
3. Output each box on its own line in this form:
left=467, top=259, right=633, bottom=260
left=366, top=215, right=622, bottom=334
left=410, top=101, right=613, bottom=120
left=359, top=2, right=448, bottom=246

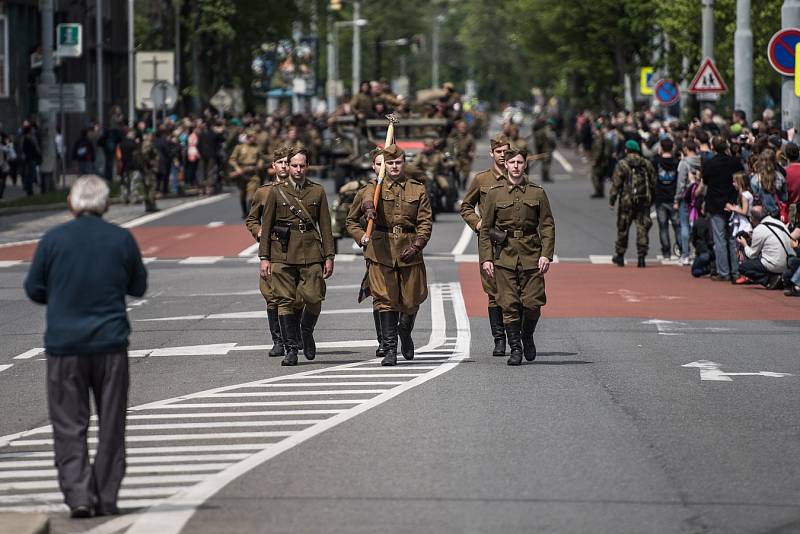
left=275, top=185, right=322, bottom=238
left=762, top=223, right=793, bottom=267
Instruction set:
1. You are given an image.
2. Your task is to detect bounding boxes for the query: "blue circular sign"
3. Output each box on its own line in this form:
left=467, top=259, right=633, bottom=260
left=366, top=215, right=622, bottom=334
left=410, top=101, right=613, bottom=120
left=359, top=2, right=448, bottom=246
left=654, top=79, right=680, bottom=106
left=768, top=28, right=800, bottom=76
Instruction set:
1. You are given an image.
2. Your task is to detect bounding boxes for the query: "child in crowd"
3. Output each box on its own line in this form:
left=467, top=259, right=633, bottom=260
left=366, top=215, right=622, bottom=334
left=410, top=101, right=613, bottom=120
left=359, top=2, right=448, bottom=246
left=726, top=172, right=754, bottom=284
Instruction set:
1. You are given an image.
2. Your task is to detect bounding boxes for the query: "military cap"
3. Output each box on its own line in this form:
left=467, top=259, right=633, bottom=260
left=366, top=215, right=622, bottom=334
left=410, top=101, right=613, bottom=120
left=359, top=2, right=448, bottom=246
left=288, top=144, right=309, bottom=161
left=380, top=143, right=405, bottom=161
left=624, top=139, right=641, bottom=153
left=369, top=146, right=383, bottom=163
left=504, top=146, right=528, bottom=161
left=244, top=128, right=256, bottom=136
left=490, top=133, right=511, bottom=150
left=272, top=144, right=291, bottom=162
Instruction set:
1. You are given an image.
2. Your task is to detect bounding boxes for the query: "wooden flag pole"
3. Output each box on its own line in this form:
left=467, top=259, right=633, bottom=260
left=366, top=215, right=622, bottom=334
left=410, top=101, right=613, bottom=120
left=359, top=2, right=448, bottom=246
left=364, top=113, right=398, bottom=240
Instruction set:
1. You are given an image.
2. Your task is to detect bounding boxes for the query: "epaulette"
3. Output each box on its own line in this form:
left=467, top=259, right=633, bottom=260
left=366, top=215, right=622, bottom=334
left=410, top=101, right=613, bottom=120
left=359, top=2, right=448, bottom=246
left=306, top=179, right=321, bottom=187
left=407, top=177, right=424, bottom=186
left=488, top=183, right=504, bottom=190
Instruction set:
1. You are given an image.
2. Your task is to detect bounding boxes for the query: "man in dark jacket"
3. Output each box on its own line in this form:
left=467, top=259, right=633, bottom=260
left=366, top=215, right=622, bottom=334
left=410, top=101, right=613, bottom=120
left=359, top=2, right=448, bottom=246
left=653, top=137, right=681, bottom=259
left=24, top=175, right=147, bottom=518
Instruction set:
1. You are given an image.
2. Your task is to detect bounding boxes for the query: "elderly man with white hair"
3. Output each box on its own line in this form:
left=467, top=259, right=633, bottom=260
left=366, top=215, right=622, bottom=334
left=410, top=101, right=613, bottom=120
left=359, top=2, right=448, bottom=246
left=24, top=175, right=147, bottom=518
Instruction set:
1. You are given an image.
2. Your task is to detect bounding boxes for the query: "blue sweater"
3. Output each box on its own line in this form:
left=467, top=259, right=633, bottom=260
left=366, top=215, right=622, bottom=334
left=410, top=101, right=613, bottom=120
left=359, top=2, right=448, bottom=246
left=24, top=213, right=147, bottom=355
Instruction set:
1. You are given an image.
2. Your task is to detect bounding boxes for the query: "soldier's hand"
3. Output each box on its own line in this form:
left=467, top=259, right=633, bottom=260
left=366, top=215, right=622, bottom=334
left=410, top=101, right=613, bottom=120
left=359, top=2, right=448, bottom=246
left=475, top=220, right=482, bottom=231
left=608, top=203, right=615, bottom=211
left=362, top=201, right=377, bottom=221
left=482, top=261, right=494, bottom=279
left=360, top=234, right=370, bottom=246
left=323, top=259, right=334, bottom=279
left=538, top=256, right=551, bottom=274
left=259, top=259, right=271, bottom=281
left=400, top=245, right=420, bottom=263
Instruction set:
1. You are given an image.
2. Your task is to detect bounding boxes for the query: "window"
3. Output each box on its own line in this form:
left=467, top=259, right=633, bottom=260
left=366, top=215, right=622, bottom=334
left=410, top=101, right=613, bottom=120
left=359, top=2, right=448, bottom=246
left=0, top=16, right=7, bottom=97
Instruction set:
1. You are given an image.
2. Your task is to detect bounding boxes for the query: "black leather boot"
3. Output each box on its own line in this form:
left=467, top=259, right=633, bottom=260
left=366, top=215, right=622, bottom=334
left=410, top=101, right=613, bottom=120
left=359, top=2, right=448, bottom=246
left=638, top=255, right=646, bottom=268
left=267, top=307, right=284, bottom=357
left=300, top=309, right=319, bottom=360
left=380, top=311, right=399, bottom=366
left=505, top=320, right=523, bottom=366
left=373, top=310, right=384, bottom=358
left=521, top=308, right=540, bottom=361
left=295, top=309, right=304, bottom=351
left=398, top=312, right=416, bottom=360
left=488, top=307, right=506, bottom=357
left=612, top=254, right=624, bottom=267
left=278, top=314, right=299, bottom=366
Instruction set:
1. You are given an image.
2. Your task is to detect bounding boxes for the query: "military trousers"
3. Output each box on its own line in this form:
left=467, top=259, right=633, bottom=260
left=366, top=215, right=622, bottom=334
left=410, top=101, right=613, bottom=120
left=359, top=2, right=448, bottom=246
left=270, top=262, right=325, bottom=316
left=479, top=264, right=500, bottom=307
left=258, top=274, right=275, bottom=303
left=368, top=261, right=428, bottom=314
left=591, top=167, right=605, bottom=195
left=495, top=265, right=546, bottom=324
left=540, top=157, right=552, bottom=182
left=615, top=204, right=652, bottom=257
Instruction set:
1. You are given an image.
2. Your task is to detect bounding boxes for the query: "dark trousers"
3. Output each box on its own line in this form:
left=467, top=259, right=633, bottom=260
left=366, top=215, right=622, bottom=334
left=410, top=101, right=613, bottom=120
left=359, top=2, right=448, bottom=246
left=46, top=350, right=129, bottom=509
left=739, top=258, right=777, bottom=287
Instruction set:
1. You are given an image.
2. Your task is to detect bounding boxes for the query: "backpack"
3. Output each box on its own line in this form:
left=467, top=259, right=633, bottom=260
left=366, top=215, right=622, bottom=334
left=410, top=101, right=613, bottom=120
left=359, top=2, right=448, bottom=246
left=657, top=163, right=677, bottom=188
left=627, top=160, right=652, bottom=206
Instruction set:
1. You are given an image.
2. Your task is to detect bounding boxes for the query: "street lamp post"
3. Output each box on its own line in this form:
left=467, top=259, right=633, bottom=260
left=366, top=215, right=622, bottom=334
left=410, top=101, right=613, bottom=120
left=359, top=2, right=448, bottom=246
left=734, top=0, right=753, bottom=123
left=352, top=0, right=361, bottom=97
left=782, top=0, right=800, bottom=130
left=333, top=18, right=367, bottom=102
left=128, top=0, right=135, bottom=127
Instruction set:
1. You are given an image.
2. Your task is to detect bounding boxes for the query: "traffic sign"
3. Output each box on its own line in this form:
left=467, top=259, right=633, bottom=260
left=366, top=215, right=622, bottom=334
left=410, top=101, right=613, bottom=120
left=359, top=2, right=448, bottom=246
left=38, top=97, right=86, bottom=113
left=796, top=44, right=800, bottom=97
left=150, top=82, right=178, bottom=110
left=38, top=83, right=85, bottom=100
left=768, top=27, right=800, bottom=76
left=654, top=79, right=680, bottom=106
left=56, top=23, right=82, bottom=58
left=688, top=57, right=727, bottom=94
left=210, top=89, right=233, bottom=112
left=640, top=66, right=654, bottom=96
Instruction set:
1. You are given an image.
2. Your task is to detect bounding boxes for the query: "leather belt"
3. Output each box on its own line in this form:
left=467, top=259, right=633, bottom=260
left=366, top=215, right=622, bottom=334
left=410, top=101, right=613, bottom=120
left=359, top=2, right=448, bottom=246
left=375, top=224, right=416, bottom=235
left=509, top=229, right=536, bottom=238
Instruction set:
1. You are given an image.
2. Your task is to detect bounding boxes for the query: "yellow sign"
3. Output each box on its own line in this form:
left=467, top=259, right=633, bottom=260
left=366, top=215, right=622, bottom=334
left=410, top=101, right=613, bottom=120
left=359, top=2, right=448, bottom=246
left=796, top=44, right=800, bottom=97
left=641, top=67, right=654, bottom=96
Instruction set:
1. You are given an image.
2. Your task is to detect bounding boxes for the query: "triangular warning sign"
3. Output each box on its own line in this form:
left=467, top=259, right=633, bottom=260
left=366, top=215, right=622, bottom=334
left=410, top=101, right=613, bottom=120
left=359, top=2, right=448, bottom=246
left=688, top=57, right=727, bottom=94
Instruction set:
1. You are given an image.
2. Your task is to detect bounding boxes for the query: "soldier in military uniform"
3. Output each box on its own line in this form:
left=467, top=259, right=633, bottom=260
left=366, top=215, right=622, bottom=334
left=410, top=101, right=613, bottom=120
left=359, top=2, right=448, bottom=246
left=608, top=140, right=656, bottom=268
left=246, top=144, right=291, bottom=358
left=358, top=144, right=433, bottom=367
left=590, top=121, right=611, bottom=198
left=229, top=129, right=264, bottom=219
left=135, top=132, right=159, bottom=213
left=479, top=147, right=555, bottom=366
left=533, top=118, right=557, bottom=183
left=459, top=133, right=510, bottom=357
left=448, top=120, right=475, bottom=188
left=258, top=146, right=335, bottom=366
left=505, top=123, right=528, bottom=153
left=350, top=81, right=374, bottom=121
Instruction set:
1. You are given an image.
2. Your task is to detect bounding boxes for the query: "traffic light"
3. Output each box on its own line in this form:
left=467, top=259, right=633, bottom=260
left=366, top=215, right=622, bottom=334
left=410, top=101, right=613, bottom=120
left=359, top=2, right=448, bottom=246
left=330, top=0, right=342, bottom=10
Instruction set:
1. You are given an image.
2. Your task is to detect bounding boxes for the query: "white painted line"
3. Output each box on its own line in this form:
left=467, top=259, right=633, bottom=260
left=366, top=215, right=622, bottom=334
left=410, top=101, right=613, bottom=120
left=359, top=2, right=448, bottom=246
left=138, top=309, right=372, bottom=322
left=0, top=463, right=233, bottom=479
left=454, top=253, right=479, bottom=263
left=321, top=366, right=435, bottom=371
left=0, top=487, right=186, bottom=504
left=0, top=261, right=21, bottom=268
left=682, top=360, right=793, bottom=382
left=137, top=315, right=206, bottom=322
left=0, top=455, right=250, bottom=469
left=237, top=242, right=259, bottom=257
left=0, top=474, right=208, bottom=491
left=11, top=432, right=294, bottom=447
left=124, top=282, right=470, bottom=534
left=144, top=401, right=363, bottom=409
left=175, top=232, right=195, bottom=240
left=244, top=382, right=403, bottom=387
left=121, top=193, right=231, bottom=228
left=279, top=374, right=420, bottom=379
left=122, top=420, right=325, bottom=430
left=12, top=348, right=44, bottom=360
left=0, top=498, right=162, bottom=513
left=335, top=254, right=358, bottom=262
left=247, top=256, right=261, bottom=263
left=0, top=239, right=39, bottom=249
left=0, top=365, right=13, bottom=375
left=589, top=255, right=613, bottom=265
left=143, top=257, right=158, bottom=264
left=126, top=410, right=341, bottom=419
left=450, top=224, right=475, bottom=255
left=206, top=221, right=224, bottom=228
left=202, top=390, right=387, bottom=398
left=178, top=256, right=223, bottom=265
left=0, top=444, right=272, bottom=460
left=552, top=150, right=574, bottom=173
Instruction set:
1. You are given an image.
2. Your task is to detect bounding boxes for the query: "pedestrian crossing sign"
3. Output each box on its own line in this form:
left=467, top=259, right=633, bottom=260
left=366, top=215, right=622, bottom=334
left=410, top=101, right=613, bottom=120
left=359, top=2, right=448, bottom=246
left=688, top=57, right=727, bottom=94
left=640, top=67, right=654, bottom=96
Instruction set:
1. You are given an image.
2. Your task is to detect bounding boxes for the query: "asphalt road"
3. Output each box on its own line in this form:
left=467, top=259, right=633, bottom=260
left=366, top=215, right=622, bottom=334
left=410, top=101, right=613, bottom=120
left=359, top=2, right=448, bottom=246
left=0, top=127, right=798, bottom=534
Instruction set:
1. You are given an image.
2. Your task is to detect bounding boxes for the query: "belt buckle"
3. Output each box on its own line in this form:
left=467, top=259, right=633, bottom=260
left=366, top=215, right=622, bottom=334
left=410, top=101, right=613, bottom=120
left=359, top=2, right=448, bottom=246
left=298, top=223, right=307, bottom=233
left=392, top=225, right=403, bottom=236
left=513, top=229, right=524, bottom=238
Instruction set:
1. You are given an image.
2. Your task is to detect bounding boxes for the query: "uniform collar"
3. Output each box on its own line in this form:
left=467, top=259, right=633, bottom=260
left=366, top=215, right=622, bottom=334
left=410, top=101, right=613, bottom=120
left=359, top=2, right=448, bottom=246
left=492, top=167, right=507, bottom=181
left=287, top=177, right=306, bottom=190
left=388, top=175, right=406, bottom=189
left=507, top=178, right=527, bottom=192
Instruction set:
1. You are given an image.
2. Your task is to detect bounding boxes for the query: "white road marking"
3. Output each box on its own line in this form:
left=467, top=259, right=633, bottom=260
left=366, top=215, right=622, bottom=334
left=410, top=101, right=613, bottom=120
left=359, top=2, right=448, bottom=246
left=0, top=455, right=251, bottom=469
left=146, top=401, right=363, bottom=409
left=0, top=444, right=271, bottom=460
left=121, top=421, right=326, bottom=431
left=143, top=257, right=158, bottom=264
left=178, top=256, right=223, bottom=265
left=243, top=382, right=403, bottom=387
left=203, top=390, right=389, bottom=398
left=188, top=284, right=363, bottom=297
left=641, top=319, right=732, bottom=336
left=278, top=374, right=420, bottom=379
left=335, top=254, right=358, bottom=262
left=589, top=255, right=613, bottom=264
left=455, top=254, right=479, bottom=263
left=0, top=463, right=234, bottom=479
left=0, top=474, right=208, bottom=491
left=124, top=340, right=379, bottom=358
left=0, top=365, right=13, bottom=375
left=121, top=194, right=231, bottom=229
left=175, top=232, right=195, bottom=240
left=12, top=349, right=43, bottom=360
left=0, top=261, right=21, bottom=268
left=237, top=242, right=259, bottom=256
left=0, top=499, right=162, bottom=513
left=0, top=486, right=186, bottom=504
left=206, top=221, right=224, bottom=228
left=126, top=410, right=341, bottom=419
left=552, top=150, right=574, bottom=173
left=450, top=224, right=475, bottom=255
left=0, top=239, right=39, bottom=249
left=12, top=432, right=295, bottom=447
left=136, top=308, right=371, bottom=322
left=682, top=360, right=793, bottom=382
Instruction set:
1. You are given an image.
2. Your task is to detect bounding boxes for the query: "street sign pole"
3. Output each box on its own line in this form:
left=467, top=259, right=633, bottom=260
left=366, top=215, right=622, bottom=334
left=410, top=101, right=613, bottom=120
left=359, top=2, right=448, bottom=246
left=40, top=0, right=57, bottom=192
left=701, top=0, right=715, bottom=111
left=96, top=0, right=103, bottom=125
left=782, top=1, right=800, bottom=130
left=734, top=0, right=753, bottom=123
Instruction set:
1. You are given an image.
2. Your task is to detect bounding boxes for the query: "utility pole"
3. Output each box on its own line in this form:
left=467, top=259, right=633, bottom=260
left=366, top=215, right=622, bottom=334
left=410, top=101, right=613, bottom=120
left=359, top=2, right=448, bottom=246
left=39, top=0, right=56, bottom=191
left=128, top=0, right=135, bottom=126
left=432, top=14, right=443, bottom=89
left=96, top=0, right=104, bottom=125
left=782, top=0, right=800, bottom=130
left=175, top=0, right=181, bottom=114
left=352, top=0, right=361, bottom=97
left=326, top=11, right=336, bottom=113
left=701, top=0, right=714, bottom=60
left=734, top=0, right=753, bottom=123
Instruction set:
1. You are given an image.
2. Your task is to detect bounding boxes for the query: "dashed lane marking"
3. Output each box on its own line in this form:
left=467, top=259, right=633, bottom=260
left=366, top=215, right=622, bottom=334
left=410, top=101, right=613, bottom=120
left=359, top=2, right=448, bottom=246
left=178, top=256, right=224, bottom=265
left=0, top=365, right=12, bottom=375
left=589, top=255, right=614, bottom=265
left=0, top=282, right=471, bottom=533
left=206, top=221, right=224, bottom=228
left=13, top=349, right=43, bottom=360
left=0, top=261, right=21, bottom=268
left=450, top=223, right=475, bottom=255
left=552, top=150, right=575, bottom=173
left=120, top=194, right=232, bottom=229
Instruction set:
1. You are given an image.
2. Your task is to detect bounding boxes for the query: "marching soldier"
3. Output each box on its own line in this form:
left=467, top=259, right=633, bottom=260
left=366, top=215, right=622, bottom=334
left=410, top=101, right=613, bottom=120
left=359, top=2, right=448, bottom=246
left=135, top=132, right=159, bottom=213
left=459, top=133, right=510, bottom=357
left=608, top=140, right=656, bottom=268
left=479, top=147, right=555, bottom=366
left=505, top=123, right=528, bottom=153
left=246, top=144, right=291, bottom=358
left=229, top=129, right=264, bottom=219
left=359, top=144, right=433, bottom=366
left=533, top=118, right=557, bottom=183
left=448, top=120, right=475, bottom=188
left=590, top=121, right=611, bottom=198
left=258, top=146, right=335, bottom=366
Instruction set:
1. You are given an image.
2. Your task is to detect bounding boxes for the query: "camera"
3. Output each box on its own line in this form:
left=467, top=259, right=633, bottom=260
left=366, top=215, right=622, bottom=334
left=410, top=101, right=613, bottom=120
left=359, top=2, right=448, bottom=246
left=735, top=230, right=751, bottom=244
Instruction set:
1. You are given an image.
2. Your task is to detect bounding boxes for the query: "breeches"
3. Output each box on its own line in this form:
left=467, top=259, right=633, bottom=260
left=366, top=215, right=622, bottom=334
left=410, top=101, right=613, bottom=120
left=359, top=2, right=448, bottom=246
left=270, top=262, right=325, bottom=315
left=368, top=261, right=428, bottom=314
left=494, top=266, right=546, bottom=323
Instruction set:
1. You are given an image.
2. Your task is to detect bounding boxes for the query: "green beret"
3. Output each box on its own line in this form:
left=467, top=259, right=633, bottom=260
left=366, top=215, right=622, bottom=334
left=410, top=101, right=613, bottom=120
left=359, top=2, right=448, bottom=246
left=490, top=134, right=511, bottom=150
left=730, top=123, right=743, bottom=135
left=625, top=139, right=641, bottom=152
left=380, top=143, right=405, bottom=161
left=505, top=146, right=528, bottom=161
left=272, top=144, right=291, bottom=162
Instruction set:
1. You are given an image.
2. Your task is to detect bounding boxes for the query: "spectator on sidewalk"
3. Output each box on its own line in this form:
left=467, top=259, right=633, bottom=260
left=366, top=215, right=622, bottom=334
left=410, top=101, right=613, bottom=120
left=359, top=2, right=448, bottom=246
left=654, top=137, right=681, bottom=260
left=676, top=140, right=701, bottom=264
left=737, top=206, right=796, bottom=289
left=24, top=175, right=147, bottom=518
left=20, top=122, right=42, bottom=196
left=72, top=128, right=96, bottom=175
left=702, top=136, right=744, bottom=281
left=691, top=208, right=715, bottom=278
left=783, top=142, right=800, bottom=227
left=750, top=148, right=787, bottom=220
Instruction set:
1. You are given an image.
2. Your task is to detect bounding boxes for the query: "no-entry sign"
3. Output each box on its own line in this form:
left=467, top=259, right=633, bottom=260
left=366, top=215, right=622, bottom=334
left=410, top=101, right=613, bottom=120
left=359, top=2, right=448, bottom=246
left=768, top=27, right=800, bottom=76
left=654, top=79, right=680, bottom=106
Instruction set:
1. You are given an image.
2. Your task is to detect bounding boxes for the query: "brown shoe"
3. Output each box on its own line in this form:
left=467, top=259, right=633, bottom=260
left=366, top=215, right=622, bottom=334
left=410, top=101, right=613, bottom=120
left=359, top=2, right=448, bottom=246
left=709, top=274, right=728, bottom=282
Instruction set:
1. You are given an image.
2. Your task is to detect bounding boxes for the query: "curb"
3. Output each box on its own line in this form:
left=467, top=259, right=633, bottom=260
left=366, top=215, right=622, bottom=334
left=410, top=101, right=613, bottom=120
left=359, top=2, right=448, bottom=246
left=0, top=512, right=49, bottom=534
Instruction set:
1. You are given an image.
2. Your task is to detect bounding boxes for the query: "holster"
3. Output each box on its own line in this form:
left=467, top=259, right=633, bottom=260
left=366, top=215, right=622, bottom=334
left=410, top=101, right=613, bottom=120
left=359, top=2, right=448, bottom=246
left=489, top=228, right=507, bottom=260
left=272, top=224, right=290, bottom=253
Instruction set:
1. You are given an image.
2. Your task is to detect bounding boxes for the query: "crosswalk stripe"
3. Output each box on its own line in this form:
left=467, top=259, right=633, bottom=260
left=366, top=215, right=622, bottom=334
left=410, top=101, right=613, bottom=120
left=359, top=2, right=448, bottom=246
left=0, top=498, right=162, bottom=512
left=11, top=432, right=295, bottom=447
left=146, top=401, right=364, bottom=408
left=126, top=410, right=342, bottom=419
left=277, top=374, right=421, bottom=379
left=0, top=454, right=251, bottom=469
left=241, top=382, right=404, bottom=387
left=178, top=256, right=223, bottom=265
left=12, top=348, right=44, bottom=360
left=0, top=487, right=187, bottom=504
left=0, top=474, right=207, bottom=491
left=202, top=390, right=389, bottom=398
left=0, top=444, right=271, bottom=460
left=0, top=463, right=233, bottom=479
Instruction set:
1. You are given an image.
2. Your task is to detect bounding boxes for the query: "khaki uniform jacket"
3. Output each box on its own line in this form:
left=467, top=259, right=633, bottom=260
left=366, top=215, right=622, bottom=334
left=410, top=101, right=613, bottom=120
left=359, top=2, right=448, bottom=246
left=228, top=143, right=263, bottom=174
left=360, top=176, right=433, bottom=268
left=459, top=167, right=508, bottom=232
left=245, top=183, right=275, bottom=241
left=345, top=180, right=373, bottom=244
left=258, top=180, right=335, bottom=265
left=479, top=177, right=555, bottom=270
left=448, top=132, right=475, bottom=162
left=412, top=151, right=446, bottom=177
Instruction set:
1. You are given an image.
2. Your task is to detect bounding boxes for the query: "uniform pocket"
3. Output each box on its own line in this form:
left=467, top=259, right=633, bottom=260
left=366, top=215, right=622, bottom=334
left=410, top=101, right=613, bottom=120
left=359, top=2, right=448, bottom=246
left=401, top=196, right=420, bottom=217
left=523, top=199, right=540, bottom=219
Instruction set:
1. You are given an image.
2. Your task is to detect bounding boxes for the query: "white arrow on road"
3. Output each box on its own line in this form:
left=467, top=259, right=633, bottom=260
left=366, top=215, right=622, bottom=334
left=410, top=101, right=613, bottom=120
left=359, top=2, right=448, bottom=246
left=682, top=360, right=793, bottom=382
left=642, top=319, right=732, bottom=336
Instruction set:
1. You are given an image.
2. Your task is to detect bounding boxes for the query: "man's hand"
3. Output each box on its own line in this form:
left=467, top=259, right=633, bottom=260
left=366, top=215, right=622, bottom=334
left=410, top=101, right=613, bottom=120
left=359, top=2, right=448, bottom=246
left=323, top=258, right=334, bottom=279
left=482, top=261, right=494, bottom=279
left=400, top=244, right=420, bottom=263
left=538, top=256, right=551, bottom=274
left=736, top=236, right=748, bottom=248
left=259, top=259, right=271, bottom=281
left=360, top=234, right=370, bottom=246
left=475, top=220, right=482, bottom=231
left=672, top=202, right=679, bottom=211
left=362, top=201, right=377, bottom=221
